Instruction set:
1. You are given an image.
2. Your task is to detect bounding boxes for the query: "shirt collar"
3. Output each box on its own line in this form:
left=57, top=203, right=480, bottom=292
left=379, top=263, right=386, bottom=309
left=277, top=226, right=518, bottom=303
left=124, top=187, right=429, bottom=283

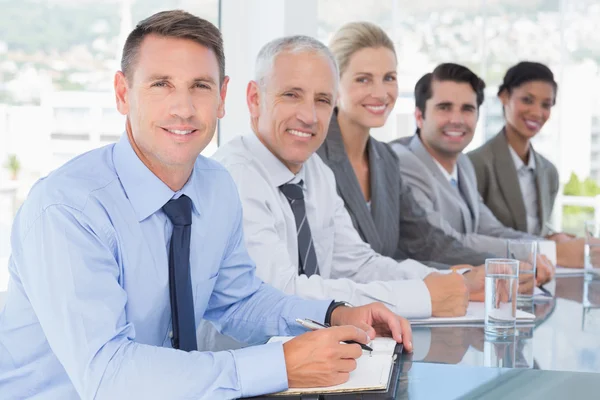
left=432, top=157, right=458, bottom=183
left=244, top=133, right=306, bottom=188
left=113, top=133, right=201, bottom=222
left=508, top=144, right=536, bottom=171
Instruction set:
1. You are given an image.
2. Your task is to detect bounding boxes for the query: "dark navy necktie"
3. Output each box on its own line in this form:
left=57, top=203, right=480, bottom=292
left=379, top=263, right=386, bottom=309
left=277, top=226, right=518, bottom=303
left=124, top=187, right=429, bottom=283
left=279, top=180, right=319, bottom=277
left=162, top=195, right=197, bottom=351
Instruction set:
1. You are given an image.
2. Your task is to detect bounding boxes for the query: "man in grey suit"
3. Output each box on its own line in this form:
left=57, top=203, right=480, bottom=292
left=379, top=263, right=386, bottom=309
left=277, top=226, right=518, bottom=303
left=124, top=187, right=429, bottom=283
left=390, top=63, right=581, bottom=270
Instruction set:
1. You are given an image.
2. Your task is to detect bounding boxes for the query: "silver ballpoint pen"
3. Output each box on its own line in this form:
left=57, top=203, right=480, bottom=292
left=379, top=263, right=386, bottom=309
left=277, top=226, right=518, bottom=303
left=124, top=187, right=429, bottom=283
left=295, top=318, right=373, bottom=352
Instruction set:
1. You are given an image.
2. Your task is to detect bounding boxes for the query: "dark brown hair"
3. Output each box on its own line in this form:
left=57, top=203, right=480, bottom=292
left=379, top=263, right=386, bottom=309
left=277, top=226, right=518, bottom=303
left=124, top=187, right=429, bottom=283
left=121, top=10, right=225, bottom=84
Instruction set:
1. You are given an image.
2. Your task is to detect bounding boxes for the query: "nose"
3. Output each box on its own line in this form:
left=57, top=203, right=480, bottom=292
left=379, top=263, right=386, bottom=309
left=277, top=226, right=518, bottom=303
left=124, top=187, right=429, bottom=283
left=169, top=89, right=196, bottom=120
left=449, top=109, right=465, bottom=125
left=296, top=99, right=318, bottom=127
left=371, top=82, right=387, bottom=101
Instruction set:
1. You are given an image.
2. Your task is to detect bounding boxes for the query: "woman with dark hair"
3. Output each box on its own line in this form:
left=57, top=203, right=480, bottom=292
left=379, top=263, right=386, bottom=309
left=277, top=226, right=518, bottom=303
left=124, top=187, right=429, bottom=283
left=468, top=61, right=569, bottom=240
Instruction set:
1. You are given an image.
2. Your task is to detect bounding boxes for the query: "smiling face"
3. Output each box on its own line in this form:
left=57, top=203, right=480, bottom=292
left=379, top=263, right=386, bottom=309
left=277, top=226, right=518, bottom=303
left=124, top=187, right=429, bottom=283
left=337, top=46, right=398, bottom=129
left=416, top=79, right=479, bottom=158
left=114, top=34, right=228, bottom=178
left=500, top=80, right=555, bottom=140
left=247, top=50, right=338, bottom=173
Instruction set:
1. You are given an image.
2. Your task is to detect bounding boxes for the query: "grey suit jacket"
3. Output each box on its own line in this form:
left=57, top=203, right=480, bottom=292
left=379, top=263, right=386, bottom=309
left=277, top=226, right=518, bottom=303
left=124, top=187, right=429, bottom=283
left=467, top=129, right=559, bottom=236
left=389, top=135, right=537, bottom=257
left=316, top=116, right=493, bottom=268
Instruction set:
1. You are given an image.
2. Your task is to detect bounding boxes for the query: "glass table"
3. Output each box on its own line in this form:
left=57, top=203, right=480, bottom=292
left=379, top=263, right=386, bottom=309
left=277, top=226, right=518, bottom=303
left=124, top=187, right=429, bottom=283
left=249, top=275, right=600, bottom=400
left=411, top=275, right=600, bottom=373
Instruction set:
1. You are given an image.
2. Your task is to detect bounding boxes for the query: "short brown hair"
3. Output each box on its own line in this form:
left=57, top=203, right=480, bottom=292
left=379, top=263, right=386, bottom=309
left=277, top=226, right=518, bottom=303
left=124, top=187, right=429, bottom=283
left=121, top=10, right=225, bottom=84
left=414, top=63, right=485, bottom=134
left=329, top=21, right=396, bottom=77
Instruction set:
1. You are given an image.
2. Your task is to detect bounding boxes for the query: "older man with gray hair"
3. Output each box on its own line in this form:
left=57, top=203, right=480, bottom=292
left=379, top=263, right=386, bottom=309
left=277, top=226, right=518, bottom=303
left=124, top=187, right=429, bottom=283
left=213, top=35, right=487, bottom=324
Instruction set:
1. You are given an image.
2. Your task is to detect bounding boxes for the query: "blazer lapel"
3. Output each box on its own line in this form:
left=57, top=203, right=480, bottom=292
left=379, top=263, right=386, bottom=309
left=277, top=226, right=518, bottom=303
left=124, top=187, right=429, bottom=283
left=368, top=138, right=400, bottom=253
left=324, top=117, right=384, bottom=252
left=456, top=158, right=477, bottom=231
left=409, top=136, right=471, bottom=232
left=491, top=130, right=528, bottom=232
left=533, top=149, right=550, bottom=229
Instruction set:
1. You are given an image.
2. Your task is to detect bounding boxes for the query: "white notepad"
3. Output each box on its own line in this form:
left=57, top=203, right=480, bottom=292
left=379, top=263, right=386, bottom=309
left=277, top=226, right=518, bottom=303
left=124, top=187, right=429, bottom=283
left=267, top=336, right=397, bottom=395
left=410, top=302, right=535, bottom=326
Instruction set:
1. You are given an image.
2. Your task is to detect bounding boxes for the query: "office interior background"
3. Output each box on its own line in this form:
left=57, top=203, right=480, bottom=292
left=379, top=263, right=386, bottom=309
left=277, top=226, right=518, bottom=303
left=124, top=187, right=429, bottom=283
left=0, top=0, right=599, bottom=295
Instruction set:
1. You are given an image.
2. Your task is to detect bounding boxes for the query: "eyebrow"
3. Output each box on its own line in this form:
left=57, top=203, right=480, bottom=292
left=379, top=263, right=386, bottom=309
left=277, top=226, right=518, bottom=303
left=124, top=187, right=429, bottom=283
left=524, top=92, right=552, bottom=101
left=283, top=87, right=334, bottom=99
left=146, top=74, right=217, bottom=85
left=435, top=101, right=476, bottom=109
left=354, top=71, right=397, bottom=77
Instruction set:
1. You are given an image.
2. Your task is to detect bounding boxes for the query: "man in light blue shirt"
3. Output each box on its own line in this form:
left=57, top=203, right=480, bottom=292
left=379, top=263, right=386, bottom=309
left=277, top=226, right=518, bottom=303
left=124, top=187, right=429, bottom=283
left=0, top=11, right=411, bottom=399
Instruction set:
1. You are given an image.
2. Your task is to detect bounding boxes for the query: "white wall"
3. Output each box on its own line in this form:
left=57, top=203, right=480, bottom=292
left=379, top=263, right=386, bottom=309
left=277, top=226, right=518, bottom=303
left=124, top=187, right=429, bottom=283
left=219, top=0, right=318, bottom=145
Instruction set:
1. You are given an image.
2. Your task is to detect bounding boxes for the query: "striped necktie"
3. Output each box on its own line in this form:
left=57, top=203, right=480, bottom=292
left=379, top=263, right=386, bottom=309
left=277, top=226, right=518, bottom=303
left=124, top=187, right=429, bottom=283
left=279, top=180, right=319, bottom=277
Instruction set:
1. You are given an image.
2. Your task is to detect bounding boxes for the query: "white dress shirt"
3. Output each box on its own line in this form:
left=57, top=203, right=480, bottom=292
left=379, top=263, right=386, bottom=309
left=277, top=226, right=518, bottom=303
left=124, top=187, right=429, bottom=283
left=213, top=133, right=438, bottom=318
left=433, top=158, right=458, bottom=184
left=508, top=145, right=540, bottom=235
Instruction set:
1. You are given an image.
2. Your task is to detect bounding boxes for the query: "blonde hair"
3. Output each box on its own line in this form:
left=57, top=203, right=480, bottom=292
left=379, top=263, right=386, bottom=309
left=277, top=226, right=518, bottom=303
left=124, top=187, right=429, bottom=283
left=329, top=21, right=396, bottom=77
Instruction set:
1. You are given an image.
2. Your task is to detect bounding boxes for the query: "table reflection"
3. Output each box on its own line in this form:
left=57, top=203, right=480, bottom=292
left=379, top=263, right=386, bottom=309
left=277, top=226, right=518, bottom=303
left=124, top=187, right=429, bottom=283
left=411, top=275, right=600, bottom=373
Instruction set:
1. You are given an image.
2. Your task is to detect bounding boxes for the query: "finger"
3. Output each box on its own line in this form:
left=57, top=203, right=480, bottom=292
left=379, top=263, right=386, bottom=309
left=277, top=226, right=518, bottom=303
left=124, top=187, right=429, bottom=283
left=335, top=358, right=358, bottom=373
left=336, top=342, right=363, bottom=360
left=354, top=321, right=376, bottom=341
left=371, top=305, right=403, bottom=343
left=398, top=317, right=413, bottom=352
left=329, top=325, right=370, bottom=345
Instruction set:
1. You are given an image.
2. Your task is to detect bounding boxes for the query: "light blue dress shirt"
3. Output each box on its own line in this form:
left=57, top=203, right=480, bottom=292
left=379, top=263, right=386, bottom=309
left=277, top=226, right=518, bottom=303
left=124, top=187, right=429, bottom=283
left=0, top=134, right=330, bottom=399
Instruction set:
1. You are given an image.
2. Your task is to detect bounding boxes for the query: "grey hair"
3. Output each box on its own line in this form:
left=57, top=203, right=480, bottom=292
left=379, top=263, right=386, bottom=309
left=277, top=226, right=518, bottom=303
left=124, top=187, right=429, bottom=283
left=254, top=35, right=339, bottom=88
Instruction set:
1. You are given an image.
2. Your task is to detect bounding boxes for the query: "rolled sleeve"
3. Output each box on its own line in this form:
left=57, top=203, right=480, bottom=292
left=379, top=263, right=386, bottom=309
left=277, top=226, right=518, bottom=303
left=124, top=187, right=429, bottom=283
left=233, top=342, right=289, bottom=397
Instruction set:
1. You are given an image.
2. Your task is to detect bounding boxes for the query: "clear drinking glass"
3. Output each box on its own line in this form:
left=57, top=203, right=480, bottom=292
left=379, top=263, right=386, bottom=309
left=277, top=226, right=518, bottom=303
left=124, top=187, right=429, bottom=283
left=584, top=220, right=600, bottom=281
left=483, top=335, right=516, bottom=368
left=484, top=259, right=519, bottom=337
left=507, top=240, right=537, bottom=306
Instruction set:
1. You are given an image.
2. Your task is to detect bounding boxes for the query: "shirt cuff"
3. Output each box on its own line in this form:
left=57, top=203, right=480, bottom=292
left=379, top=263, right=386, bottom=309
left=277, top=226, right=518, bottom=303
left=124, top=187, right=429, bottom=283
left=232, top=341, right=288, bottom=397
left=289, top=298, right=332, bottom=329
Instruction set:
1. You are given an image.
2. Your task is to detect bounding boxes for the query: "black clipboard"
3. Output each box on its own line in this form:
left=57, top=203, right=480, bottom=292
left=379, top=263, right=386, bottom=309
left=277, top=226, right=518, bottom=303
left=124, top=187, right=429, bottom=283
left=246, top=343, right=405, bottom=400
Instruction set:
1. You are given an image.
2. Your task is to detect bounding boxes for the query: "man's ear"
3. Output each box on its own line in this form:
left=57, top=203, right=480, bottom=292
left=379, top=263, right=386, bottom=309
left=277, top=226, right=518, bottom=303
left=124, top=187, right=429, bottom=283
left=217, top=75, right=230, bottom=119
left=414, top=107, right=425, bottom=131
left=114, top=71, right=130, bottom=116
left=246, top=80, right=262, bottom=118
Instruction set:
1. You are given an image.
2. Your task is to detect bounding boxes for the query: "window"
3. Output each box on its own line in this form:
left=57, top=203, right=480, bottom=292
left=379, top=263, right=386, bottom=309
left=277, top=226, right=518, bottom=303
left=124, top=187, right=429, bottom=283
left=0, top=0, right=219, bottom=291
left=318, top=0, right=600, bottom=178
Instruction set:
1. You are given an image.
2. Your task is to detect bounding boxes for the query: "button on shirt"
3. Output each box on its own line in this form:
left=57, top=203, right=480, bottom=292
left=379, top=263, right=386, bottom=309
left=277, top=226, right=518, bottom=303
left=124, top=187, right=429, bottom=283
left=213, top=133, right=437, bottom=319
left=508, top=145, right=540, bottom=235
left=0, top=134, right=330, bottom=399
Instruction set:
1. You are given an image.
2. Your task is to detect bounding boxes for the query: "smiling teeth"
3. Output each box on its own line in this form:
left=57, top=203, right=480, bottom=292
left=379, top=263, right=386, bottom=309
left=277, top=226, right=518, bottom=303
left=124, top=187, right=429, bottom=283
left=168, top=129, right=193, bottom=135
left=525, top=120, right=540, bottom=130
left=365, top=105, right=386, bottom=112
left=444, top=131, right=463, bottom=137
left=288, top=129, right=311, bottom=138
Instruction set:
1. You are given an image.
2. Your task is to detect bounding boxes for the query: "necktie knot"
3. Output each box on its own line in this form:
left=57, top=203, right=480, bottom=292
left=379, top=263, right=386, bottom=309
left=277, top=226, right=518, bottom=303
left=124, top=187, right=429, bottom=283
left=450, top=178, right=458, bottom=188
left=279, top=180, right=304, bottom=201
left=163, top=195, right=192, bottom=226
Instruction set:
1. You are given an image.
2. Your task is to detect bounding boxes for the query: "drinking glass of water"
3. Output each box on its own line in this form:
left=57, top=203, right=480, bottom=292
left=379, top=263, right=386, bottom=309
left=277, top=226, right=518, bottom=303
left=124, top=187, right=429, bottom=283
left=584, top=220, right=600, bottom=281
left=507, top=240, right=537, bottom=307
left=484, top=258, right=519, bottom=337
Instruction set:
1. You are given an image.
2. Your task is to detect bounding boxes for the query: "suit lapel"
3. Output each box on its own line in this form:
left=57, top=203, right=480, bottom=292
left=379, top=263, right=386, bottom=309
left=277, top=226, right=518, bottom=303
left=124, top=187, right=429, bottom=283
left=533, top=149, right=550, bottom=229
left=368, top=139, right=400, bottom=253
left=324, top=116, right=384, bottom=252
left=491, top=131, right=528, bottom=232
left=456, top=158, right=477, bottom=231
left=409, top=136, right=471, bottom=232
